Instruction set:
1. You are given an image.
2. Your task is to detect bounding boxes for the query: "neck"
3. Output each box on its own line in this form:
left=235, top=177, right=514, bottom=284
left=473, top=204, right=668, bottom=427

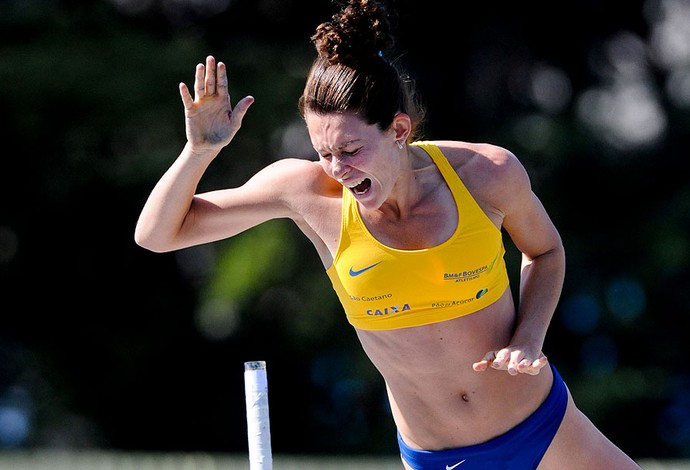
left=377, top=145, right=438, bottom=219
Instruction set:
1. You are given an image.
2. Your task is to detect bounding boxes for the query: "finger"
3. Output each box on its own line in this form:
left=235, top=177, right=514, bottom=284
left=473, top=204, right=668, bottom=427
left=507, top=351, right=527, bottom=375
left=472, top=351, right=496, bottom=372
left=217, top=61, right=229, bottom=94
left=230, top=95, right=255, bottom=123
left=472, top=360, right=489, bottom=372
left=531, top=355, right=549, bottom=371
left=194, top=62, right=205, bottom=101
left=516, top=358, right=532, bottom=373
left=491, top=350, right=509, bottom=370
left=520, top=356, right=548, bottom=375
left=205, top=55, right=216, bottom=95
left=179, top=82, right=193, bottom=110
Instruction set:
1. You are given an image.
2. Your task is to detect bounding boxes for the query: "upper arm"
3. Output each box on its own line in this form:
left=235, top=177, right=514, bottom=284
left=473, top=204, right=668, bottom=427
left=505, top=189, right=563, bottom=263
left=181, top=158, right=323, bottom=245
left=480, top=148, right=563, bottom=262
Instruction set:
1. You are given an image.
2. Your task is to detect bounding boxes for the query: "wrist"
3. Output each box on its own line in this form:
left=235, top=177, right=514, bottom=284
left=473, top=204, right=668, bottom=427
left=184, top=141, right=222, bottom=159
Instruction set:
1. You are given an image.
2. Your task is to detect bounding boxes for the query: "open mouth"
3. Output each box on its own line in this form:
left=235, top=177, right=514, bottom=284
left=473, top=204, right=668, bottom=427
left=349, top=178, right=371, bottom=195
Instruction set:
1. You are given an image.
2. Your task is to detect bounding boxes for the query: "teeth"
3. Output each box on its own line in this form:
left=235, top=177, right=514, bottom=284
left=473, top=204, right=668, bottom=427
left=345, top=178, right=366, bottom=189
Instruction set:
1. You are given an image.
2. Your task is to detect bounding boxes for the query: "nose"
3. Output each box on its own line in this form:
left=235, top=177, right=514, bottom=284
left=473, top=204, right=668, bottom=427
left=329, top=155, right=350, bottom=179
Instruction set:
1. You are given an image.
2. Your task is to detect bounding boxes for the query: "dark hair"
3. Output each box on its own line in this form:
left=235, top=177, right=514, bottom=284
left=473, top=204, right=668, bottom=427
left=298, top=0, right=425, bottom=142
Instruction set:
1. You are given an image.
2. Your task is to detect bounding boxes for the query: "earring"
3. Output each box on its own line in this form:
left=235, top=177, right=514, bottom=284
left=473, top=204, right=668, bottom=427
left=396, top=140, right=404, bottom=149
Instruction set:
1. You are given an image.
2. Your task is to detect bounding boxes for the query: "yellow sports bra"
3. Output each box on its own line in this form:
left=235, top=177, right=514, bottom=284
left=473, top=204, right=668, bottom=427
left=325, top=141, right=510, bottom=330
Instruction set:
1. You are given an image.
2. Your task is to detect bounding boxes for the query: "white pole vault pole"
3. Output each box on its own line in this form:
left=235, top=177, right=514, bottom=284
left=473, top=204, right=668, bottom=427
left=244, top=361, right=273, bottom=470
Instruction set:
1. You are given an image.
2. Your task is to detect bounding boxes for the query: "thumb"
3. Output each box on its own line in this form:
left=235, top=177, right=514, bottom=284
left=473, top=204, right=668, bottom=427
left=230, top=95, right=255, bottom=124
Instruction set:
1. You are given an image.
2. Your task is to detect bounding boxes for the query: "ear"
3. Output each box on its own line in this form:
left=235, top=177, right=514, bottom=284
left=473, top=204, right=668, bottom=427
left=391, top=112, right=412, bottom=143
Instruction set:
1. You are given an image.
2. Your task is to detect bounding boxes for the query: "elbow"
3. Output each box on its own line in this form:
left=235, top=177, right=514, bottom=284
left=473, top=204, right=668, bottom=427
left=553, top=236, right=566, bottom=265
left=133, top=232, right=156, bottom=252
left=134, top=226, right=172, bottom=253
left=134, top=238, right=171, bottom=254
left=545, top=231, right=566, bottom=263
left=522, top=239, right=566, bottom=269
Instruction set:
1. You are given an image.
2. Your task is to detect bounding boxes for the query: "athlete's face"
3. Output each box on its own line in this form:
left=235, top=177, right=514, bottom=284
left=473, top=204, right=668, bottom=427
left=306, top=111, right=400, bottom=209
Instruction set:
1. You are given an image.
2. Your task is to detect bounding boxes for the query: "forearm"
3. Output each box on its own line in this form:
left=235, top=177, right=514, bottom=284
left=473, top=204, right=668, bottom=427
left=134, top=142, right=219, bottom=252
left=512, top=246, right=566, bottom=350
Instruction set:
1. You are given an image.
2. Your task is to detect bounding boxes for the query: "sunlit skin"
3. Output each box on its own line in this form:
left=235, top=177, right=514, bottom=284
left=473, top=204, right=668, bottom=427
left=135, top=56, right=642, bottom=470
left=309, top=111, right=406, bottom=213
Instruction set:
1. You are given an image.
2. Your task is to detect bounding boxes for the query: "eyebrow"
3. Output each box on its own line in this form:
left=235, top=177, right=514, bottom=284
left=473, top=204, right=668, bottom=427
left=315, top=139, right=362, bottom=154
left=336, top=139, right=362, bottom=149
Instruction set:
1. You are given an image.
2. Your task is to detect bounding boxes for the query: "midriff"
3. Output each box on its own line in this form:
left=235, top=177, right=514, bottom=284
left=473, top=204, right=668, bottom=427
left=354, top=288, right=554, bottom=450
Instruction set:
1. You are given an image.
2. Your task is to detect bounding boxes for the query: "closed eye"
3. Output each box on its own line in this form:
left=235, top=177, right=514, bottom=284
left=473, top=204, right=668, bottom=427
left=342, top=148, right=361, bottom=157
left=316, top=147, right=361, bottom=160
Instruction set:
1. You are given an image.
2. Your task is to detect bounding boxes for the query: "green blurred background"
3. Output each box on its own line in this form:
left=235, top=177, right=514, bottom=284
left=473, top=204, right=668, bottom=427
left=1, top=0, right=689, bottom=463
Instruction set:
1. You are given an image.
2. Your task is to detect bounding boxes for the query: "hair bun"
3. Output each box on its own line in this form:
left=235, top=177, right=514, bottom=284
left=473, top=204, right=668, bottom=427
left=312, top=0, right=394, bottom=66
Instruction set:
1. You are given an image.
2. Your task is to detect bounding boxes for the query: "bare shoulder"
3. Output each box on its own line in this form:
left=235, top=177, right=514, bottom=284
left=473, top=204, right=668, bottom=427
left=254, top=157, right=341, bottom=262
left=251, top=157, right=340, bottom=196
left=258, top=157, right=322, bottom=181
left=430, top=140, right=532, bottom=216
left=431, top=141, right=526, bottom=182
left=247, top=157, right=341, bottom=222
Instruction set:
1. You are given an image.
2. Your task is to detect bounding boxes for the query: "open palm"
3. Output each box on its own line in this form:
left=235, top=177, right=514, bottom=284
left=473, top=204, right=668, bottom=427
left=179, top=55, right=254, bottom=152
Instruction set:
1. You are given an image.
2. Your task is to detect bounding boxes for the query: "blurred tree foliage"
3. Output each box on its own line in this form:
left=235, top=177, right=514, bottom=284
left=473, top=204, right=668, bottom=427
left=1, top=0, right=689, bottom=460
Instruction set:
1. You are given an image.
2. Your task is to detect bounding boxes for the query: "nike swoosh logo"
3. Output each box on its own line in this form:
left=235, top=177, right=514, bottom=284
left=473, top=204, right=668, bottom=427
left=348, top=261, right=382, bottom=276
left=446, top=460, right=466, bottom=470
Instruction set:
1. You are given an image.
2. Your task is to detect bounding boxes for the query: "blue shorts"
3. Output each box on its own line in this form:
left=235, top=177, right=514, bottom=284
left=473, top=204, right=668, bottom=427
left=398, top=364, right=567, bottom=470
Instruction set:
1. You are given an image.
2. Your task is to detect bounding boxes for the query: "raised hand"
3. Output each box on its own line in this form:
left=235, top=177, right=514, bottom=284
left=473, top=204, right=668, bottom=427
left=179, top=55, right=254, bottom=153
